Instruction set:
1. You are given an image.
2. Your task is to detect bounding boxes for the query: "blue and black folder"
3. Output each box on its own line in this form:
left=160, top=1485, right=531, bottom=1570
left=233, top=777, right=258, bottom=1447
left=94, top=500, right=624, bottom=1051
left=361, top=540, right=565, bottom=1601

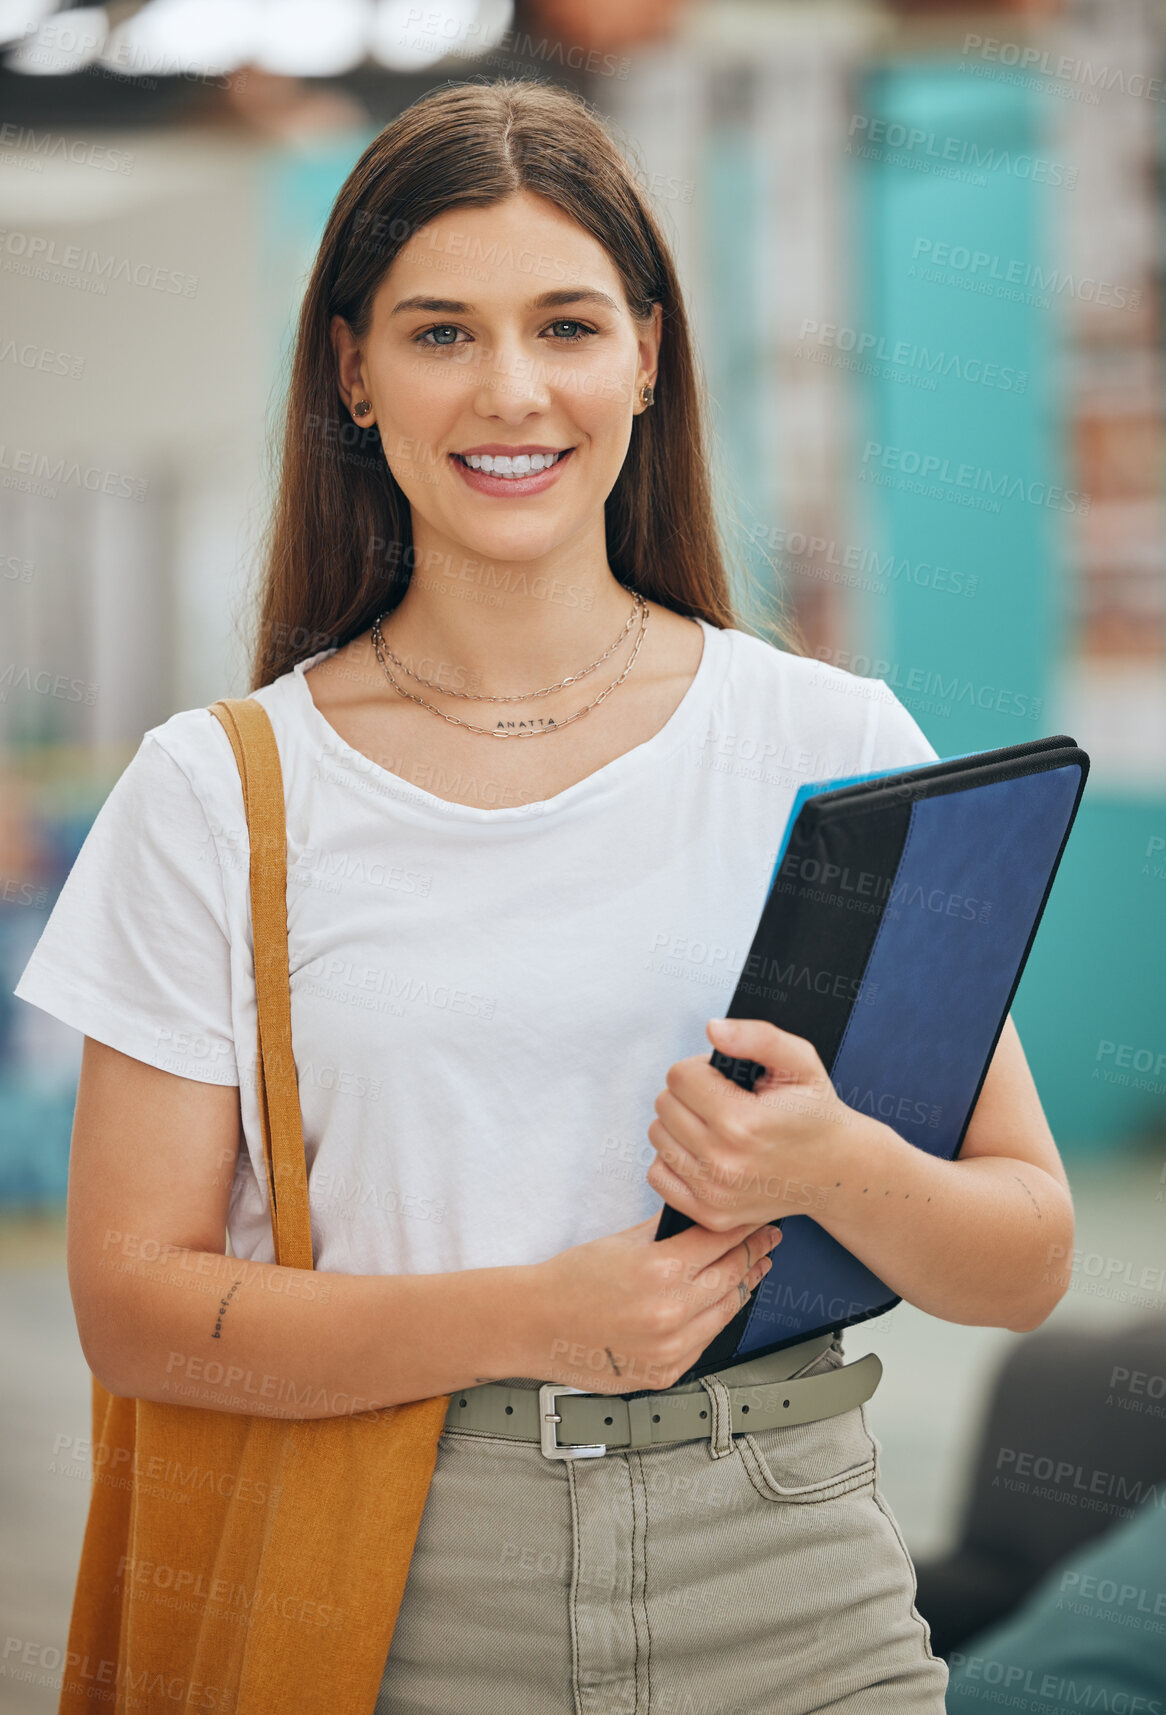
left=655, top=734, right=1089, bottom=1382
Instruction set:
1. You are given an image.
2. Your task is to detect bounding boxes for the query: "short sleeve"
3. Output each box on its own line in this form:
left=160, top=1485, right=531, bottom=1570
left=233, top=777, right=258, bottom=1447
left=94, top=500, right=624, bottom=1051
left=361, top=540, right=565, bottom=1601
left=12, top=730, right=240, bottom=1085
left=864, top=680, right=942, bottom=773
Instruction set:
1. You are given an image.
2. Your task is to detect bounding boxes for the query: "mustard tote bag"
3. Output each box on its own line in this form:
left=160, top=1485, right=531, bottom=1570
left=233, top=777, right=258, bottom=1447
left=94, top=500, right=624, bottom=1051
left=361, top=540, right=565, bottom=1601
left=58, top=696, right=449, bottom=1715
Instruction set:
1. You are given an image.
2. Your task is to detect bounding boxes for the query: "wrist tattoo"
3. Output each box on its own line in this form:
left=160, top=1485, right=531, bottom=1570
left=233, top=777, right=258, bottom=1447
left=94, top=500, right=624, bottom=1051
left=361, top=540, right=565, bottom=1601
left=211, top=1277, right=242, bottom=1339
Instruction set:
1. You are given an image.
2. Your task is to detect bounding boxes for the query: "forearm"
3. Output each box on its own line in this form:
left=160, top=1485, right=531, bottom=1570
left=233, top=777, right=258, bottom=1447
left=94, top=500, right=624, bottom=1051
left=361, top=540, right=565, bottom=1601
left=815, top=1116, right=1075, bottom=1331
left=75, top=1238, right=543, bottom=1417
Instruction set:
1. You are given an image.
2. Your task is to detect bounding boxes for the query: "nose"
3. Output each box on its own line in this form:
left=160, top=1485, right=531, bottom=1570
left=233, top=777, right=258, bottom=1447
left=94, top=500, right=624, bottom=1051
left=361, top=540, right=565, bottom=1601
left=470, top=331, right=554, bottom=424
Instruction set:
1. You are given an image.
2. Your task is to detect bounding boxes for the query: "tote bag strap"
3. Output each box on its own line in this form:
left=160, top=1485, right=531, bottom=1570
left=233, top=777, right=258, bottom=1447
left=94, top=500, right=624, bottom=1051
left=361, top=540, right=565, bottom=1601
left=208, top=696, right=314, bottom=1272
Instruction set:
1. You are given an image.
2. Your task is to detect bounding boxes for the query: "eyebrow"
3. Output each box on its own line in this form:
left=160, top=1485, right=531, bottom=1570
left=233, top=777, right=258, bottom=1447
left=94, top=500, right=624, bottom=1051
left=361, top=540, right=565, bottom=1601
left=389, top=288, right=622, bottom=317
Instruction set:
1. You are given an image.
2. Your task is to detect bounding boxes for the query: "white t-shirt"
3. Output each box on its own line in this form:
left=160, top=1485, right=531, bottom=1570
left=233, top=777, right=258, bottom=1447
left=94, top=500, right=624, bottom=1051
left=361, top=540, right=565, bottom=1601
left=13, top=619, right=938, bottom=1278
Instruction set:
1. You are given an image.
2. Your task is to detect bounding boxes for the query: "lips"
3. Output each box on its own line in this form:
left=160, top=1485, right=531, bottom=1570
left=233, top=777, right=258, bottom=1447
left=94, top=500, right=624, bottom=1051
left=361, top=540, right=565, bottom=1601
left=450, top=446, right=574, bottom=497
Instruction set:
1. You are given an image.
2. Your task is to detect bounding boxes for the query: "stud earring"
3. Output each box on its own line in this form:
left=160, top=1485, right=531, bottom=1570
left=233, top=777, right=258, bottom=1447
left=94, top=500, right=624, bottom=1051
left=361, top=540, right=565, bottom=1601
left=640, top=383, right=655, bottom=407
left=353, top=399, right=373, bottom=418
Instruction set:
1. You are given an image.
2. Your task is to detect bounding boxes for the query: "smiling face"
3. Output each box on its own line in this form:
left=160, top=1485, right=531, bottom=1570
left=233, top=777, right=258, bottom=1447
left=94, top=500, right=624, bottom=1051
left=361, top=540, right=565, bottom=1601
left=331, top=190, right=662, bottom=568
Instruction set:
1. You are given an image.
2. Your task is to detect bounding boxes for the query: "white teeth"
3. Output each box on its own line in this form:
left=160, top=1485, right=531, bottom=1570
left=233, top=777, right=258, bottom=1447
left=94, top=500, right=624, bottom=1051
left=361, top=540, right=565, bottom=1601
left=461, top=451, right=564, bottom=477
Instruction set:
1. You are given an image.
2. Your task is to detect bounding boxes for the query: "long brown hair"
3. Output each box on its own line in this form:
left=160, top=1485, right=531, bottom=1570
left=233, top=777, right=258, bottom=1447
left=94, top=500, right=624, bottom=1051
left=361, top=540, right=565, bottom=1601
left=249, top=77, right=800, bottom=690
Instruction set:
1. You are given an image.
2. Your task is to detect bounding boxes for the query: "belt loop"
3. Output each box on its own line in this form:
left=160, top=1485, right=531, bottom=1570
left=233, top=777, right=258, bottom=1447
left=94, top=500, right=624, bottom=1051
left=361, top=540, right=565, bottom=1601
left=625, top=1396, right=656, bottom=1451
left=698, top=1373, right=734, bottom=1459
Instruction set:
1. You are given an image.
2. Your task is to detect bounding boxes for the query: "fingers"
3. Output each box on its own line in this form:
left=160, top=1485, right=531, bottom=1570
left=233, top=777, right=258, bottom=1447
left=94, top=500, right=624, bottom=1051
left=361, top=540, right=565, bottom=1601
left=661, top=1217, right=780, bottom=1274
left=666, top=1026, right=823, bottom=1124
left=705, top=1019, right=824, bottom=1082
left=684, top=1226, right=781, bottom=1311
left=682, top=1248, right=775, bottom=1362
left=652, top=1089, right=710, bottom=1156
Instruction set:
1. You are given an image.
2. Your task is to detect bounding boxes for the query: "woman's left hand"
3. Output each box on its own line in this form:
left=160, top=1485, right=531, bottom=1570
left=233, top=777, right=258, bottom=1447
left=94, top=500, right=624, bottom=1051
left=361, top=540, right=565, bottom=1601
left=646, top=1017, right=856, bottom=1229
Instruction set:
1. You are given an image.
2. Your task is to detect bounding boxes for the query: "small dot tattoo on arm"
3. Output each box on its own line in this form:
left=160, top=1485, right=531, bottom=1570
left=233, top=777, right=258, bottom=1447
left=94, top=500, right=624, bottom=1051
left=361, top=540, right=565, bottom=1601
left=1014, top=1176, right=1042, bottom=1220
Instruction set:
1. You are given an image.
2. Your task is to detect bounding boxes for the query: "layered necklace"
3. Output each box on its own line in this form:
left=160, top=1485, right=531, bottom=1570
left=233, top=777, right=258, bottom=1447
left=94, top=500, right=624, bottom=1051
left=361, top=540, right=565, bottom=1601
left=369, top=591, right=649, bottom=739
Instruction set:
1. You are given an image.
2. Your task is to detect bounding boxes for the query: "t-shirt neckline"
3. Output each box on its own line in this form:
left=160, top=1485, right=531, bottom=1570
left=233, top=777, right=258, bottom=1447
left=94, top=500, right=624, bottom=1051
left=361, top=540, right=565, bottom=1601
left=286, top=615, right=727, bottom=821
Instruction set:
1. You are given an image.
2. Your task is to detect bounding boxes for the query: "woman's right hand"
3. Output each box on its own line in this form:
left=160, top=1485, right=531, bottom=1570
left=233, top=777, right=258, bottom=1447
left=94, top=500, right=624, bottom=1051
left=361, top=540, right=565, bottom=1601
left=527, top=1215, right=783, bottom=1395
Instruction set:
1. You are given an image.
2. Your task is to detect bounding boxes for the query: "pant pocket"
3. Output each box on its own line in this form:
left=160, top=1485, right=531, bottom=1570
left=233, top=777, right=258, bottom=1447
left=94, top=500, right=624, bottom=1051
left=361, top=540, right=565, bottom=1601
left=734, top=1354, right=878, bottom=1505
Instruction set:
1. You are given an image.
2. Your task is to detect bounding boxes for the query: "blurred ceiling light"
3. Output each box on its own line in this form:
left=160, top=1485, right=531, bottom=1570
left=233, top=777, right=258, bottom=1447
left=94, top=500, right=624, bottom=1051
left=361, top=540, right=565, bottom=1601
left=254, top=0, right=371, bottom=77
left=6, top=5, right=108, bottom=73
left=370, top=0, right=512, bottom=72
left=0, top=0, right=58, bottom=52
left=100, top=0, right=260, bottom=79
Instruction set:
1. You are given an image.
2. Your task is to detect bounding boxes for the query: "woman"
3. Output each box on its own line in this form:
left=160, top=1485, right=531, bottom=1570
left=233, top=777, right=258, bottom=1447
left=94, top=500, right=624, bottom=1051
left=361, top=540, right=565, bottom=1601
left=15, top=78, right=1072, bottom=1714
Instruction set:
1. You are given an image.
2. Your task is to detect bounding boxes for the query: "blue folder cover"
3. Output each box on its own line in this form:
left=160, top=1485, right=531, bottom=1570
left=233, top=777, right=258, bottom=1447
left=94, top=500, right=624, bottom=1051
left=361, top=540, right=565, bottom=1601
left=654, top=734, right=1090, bottom=1382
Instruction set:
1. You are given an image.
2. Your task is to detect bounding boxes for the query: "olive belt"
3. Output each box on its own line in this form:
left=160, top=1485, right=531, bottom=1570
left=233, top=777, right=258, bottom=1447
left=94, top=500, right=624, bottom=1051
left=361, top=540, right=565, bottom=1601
left=442, top=1334, right=883, bottom=1460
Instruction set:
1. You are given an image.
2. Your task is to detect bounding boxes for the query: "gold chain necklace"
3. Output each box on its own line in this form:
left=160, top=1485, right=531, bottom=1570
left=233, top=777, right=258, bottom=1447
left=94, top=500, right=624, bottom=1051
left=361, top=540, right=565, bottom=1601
left=370, top=594, right=650, bottom=739
left=372, top=592, right=643, bottom=702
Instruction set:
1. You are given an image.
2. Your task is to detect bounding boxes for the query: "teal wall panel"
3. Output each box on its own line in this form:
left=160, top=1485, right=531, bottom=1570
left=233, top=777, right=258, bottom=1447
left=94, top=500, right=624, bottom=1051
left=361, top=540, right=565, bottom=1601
left=853, top=65, right=1060, bottom=752
left=701, top=120, right=775, bottom=602
left=259, top=132, right=378, bottom=394
left=853, top=66, right=1164, bottom=1156
left=1017, top=800, right=1166, bottom=1151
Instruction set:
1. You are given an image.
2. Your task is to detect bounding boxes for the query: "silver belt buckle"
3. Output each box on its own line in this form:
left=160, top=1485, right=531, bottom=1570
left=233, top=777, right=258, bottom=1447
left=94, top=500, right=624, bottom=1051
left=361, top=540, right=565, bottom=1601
left=538, top=1384, right=607, bottom=1459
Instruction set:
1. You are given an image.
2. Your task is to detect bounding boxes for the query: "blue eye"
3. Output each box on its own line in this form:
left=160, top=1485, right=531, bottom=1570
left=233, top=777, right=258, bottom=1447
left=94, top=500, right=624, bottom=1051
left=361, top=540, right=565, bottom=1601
left=415, top=325, right=462, bottom=347
left=412, top=319, right=599, bottom=349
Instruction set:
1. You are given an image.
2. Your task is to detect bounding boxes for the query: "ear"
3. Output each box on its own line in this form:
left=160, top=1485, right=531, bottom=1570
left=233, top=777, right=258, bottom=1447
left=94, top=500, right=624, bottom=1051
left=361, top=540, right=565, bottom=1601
left=636, top=301, right=663, bottom=408
left=330, top=313, right=369, bottom=418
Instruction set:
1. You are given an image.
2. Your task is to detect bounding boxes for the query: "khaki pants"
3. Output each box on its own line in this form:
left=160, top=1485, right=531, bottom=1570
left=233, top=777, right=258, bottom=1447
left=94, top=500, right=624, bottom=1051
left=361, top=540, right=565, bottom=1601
left=376, top=1338, right=949, bottom=1713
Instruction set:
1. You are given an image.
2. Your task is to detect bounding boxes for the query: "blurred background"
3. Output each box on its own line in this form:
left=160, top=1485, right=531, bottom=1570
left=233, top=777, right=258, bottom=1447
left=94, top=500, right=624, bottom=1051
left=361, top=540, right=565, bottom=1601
left=1, top=0, right=1165, bottom=1708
